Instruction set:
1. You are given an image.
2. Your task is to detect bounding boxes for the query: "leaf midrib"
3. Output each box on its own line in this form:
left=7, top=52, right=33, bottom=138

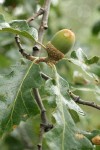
left=55, top=70, right=66, bottom=150
left=4, top=62, right=34, bottom=130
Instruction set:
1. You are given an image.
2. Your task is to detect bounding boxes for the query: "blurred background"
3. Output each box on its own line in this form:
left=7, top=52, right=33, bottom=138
left=0, top=0, right=100, bottom=149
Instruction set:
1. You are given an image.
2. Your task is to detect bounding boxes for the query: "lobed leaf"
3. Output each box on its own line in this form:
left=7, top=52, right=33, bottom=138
left=0, top=62, right=43, bottom=136
left=71, top=48, right=99, bottom=65
left=45, top=109, right=93, bottom=150
left=44, top=68, right=93, bottom=150
left=69, top=48, right=99, bottom=80
left=42, top=67, right=94, bottom=150
left=45, top=69, right=84, bottom=115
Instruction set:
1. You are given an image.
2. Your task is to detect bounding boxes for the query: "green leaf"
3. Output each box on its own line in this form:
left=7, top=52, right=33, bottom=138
left=73, top=71, right=89, bottom=85
left=71, top=48, right=99, bottom=65
left=69, top=48, right=99, bottom=80
left=81, top=130, right=100, bottom=146
left=45, top=98, right=93, bottom=150
left=70, top=84, right=98, bottom=92
left=0, top=14, right=5, bottom=23
left=10, top=20, right=29, bottom=31
left=82, top=130, right=100, bottom=141
left=68, top=109, right=80, bottom=123
left=0, top=54, right=11, bottom=67
left=71, top=48, right=87, bottom=63
left=96, top=146, right=100, bottom=150
left=0, top=62, right=43, bottom=137
left=1, top=134, right=24, bottom=150
left=44, top=68, right=93, bottom=149
left=89, top=64, right=100, bottom=77
left=0, top=14, right=38, bottom=41
left=45, top=69, right=84, bottom=115
left=86, top=56, right=99, bottom=65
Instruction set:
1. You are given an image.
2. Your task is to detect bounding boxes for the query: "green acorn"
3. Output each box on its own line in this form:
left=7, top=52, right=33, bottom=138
left=46, top=29, right=75, bottom=62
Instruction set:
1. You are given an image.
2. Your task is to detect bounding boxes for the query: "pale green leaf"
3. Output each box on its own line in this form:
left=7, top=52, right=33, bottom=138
left=45, top=100, right=93, bottom=150
left=71, top=48, right=87, bottom=63
left=69, top=48, right=99, bottom=81
left=71, top=48, right=99, bottom=64
left=44, top=68, right=93, bottom=149
left=45, top=69, right=84, bottom=115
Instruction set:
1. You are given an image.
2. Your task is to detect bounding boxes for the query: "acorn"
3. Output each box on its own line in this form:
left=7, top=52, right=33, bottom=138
left=46, top=29, right=75, bottom=63
left=91, top=135, right=100, bottom=145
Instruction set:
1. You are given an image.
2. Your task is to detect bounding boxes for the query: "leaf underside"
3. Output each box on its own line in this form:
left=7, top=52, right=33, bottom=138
left=44, top=68, right=93, bottom=150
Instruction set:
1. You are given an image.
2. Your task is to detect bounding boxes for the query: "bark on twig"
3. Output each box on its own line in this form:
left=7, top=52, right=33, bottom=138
left=33, top=88, right=53, bottom=150
left=15, top=35, right=48, bottom=63
left=27, top=8, right=45, bottom=23
left=68, top=90, right=100, bottom=110
left=33, top=0, right=51, bottom=56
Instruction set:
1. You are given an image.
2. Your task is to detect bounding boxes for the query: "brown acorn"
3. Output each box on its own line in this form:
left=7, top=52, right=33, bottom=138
left=91, top=135, right=100, bottom=145
left=46, top=29, right=75, bottom=63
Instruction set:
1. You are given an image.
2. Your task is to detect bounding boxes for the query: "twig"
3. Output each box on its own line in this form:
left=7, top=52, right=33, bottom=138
left=33, top=88, right=46, bottom=150
left=33, top=88, right=53, bottom=150
left=15, top=35, right=48, bottom=63
left=15, top=35, right=22, bottom=50
left=68, top=90, right=100, bottom=110
left=15, top=34, right=36, bottom=61
left=15, top=0, right=52, bottom=56
left=27, top=8, right=45, bottom=23
left=33, top=0, right=51, bottom=56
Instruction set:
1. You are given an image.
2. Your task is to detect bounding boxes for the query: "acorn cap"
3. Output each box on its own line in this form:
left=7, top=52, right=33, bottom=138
left=46, top=41, right=65, bottom=62
left=51, top=29, right=75, bottom=54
